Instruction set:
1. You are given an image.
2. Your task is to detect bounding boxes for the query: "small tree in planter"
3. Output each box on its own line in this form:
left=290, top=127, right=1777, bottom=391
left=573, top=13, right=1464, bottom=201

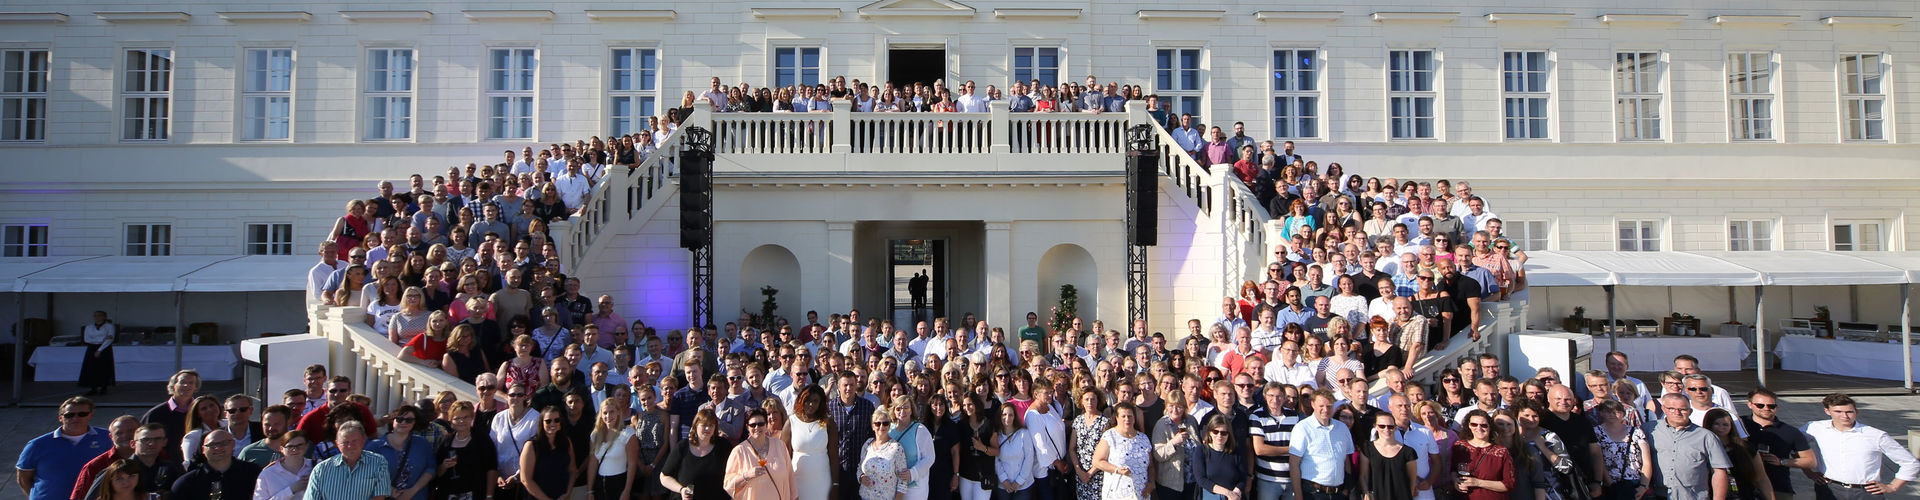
left=744, top=286, right=779, bottom=331
left=1563, top=306, right=1587, bottom=333
left=1050, top=284, right=1078, bottom=336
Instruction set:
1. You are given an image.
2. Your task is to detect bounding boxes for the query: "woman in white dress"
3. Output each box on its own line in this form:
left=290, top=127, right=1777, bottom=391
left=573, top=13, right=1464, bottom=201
left=783, top=385, right=836, bottom=500
left=1092, top=402, right=1152, bottom=500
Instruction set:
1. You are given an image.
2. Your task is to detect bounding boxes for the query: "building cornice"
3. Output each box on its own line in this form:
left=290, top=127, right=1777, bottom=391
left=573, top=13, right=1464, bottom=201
left=0, top=12, right=68, bottom=24
left=215, top=11, right=312, bottom=23
left=993, top=8, right=1080, bottom=19
left=462, top=10, right=555, bottom=22
left=1821, top=16, right=1907, bottom=28
left=1138, top=10, right=1226, bottom=21
left=339, top=10, right=433, bottom=22
left=585, top=10, right=677, bottom=22
left=94, top=11, right=190, bottom=23
left=1371, top=12, right=1460, bottom=23
left=1486, top=13, right=1574, bottom=25
left=751, top=8, right=844, bottom=19
left=1598, top=14, right=1687, bottom=26
left=1254, top=11, right=1342, bottom=23
left=1711, top=15, right=1799, bottom=27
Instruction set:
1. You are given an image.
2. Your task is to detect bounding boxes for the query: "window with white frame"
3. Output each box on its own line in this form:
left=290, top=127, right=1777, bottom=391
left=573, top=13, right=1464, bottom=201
left=242, top=48, right=293, bottom=141
left=1155, top=48, right=1204, bottom=122
left=1728, top=219, right=1773, bottom=251
left=1, top=49, right=50, bottom=142
left=122, top=49, right=172, bottom=141
left=1270, top=49, right=1319, bottom=139
left=609, top=47, right=659, bottom=137
left=1832, top=220, right=1884, bottom=251
left=1507, top=220, right=1552, bottom=252
left=1502, top=51, right=1550, bottom=140
left=125, top=224, right=171, bottom=256
left=1012, top=47, right=1060, bottom=88
left=1617, top=219, right=1661, bottom=252
left=1840, top=53, right=1886, bottom=141
left=1614, top=51, right=1663, bottom=141
left=364, top=48, right=414, bottom=141
left=486, top=48, right=537, bottom=140
left=1388, top=49, right=1436, bottom=140
left=245, top=222, right=294, bottom=255
left=2, top=224, right=47, bottom=257
left=1727, top=52, right=1775, bottom=141
left=773, top=47, right=821, bottom=89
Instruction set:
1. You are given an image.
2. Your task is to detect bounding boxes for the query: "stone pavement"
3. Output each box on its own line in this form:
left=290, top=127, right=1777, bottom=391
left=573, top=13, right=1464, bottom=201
left=0, top=396, right=1914, bottom=500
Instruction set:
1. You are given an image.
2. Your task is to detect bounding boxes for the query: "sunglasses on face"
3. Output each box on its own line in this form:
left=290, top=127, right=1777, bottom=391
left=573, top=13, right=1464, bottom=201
left=544, top=419, right=564, bottom=424
left=225, top=408, right=250, bottom=414
left=748, top=421, right=769, bottom=428
left=1751, top=403, right=1777, bottom=409
left=62, top=411, right=91, bottom=419
left=1686, top=387, right=1711, bottom=392
left=329, top=388, right=351, bottom=394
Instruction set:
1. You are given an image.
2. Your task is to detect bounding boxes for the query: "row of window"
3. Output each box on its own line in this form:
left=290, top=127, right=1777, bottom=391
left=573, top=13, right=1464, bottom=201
left=0, top=218, right=1886, bottom=258
left=0, top=46, right=1892, bottom=143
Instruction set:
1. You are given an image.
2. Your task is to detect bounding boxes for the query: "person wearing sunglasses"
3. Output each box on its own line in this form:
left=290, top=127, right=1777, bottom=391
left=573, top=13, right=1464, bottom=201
left=724, top=408, right=793, bottom=500
left=1450, top=410, right=1514, bottom=500
left=18, top=396, right=112, bottom=500
left=857, top=407, right=913, bottom=500
left=1358, top=411, right=1418, bottom=500
left=519, top=407, right=577, bottom=500
left=367, top=406, right=436, bottom=500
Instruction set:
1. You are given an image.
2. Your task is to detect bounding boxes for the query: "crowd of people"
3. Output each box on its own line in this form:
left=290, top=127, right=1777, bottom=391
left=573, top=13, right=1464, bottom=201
left=16, top=75, right=1920, bottom=500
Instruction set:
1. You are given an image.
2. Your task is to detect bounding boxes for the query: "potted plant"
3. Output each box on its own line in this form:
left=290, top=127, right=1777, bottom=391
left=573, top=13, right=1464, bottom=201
left=1563, top=306, right=1587, bottom=333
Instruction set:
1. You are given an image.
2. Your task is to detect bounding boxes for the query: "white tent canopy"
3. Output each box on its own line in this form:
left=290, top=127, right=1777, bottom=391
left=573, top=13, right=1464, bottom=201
left=7, top=255, right=311, bottom=293
left=1527, top=251, right=1920, bottom=287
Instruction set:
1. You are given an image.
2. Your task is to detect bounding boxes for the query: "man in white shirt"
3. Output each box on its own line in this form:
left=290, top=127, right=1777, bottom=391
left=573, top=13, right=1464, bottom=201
left=955, top=81, right=989, bottom=113
left=1289, top=390, right=1355, bottom=497
left=507, top=149, right=535, bottom=175
left=1804, top=393, right=1919, bottom=498
left=1599, top=351, right=1651, bottom=410
left=307, top=241, right=343, bottom=303
left=553, top=158, right=592, bottom=213
left=1672, top=355, right=1738, bottom=414
left=701, top=77, right=729, bottom=109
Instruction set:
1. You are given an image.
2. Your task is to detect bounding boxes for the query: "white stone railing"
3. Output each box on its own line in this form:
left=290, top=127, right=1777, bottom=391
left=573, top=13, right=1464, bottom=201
left=306, top=303, right=472, bottom=416
left=848, top=113, right=992, bottom=154
left=1129, top=105, right=1213, bottom=215
left=1009, top=113, right=1129, bottom=154
left=566, top=105, right=706, bottom=267
left=714, top=111, right=834, bottom=155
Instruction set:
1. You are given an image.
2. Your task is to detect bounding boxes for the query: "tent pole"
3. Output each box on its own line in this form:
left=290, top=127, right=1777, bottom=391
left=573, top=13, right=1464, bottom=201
left=174, top=291, right=185, bottom=375
left=11, top=294, right=23, bottom=407
left=1756, top=285, right=1767, bottom=388
left=1896, top=282, right=1912, bottom=392
left=1606, top=285, right=1617, bottom=353
left=1727, top=287, right=1737, bottom=326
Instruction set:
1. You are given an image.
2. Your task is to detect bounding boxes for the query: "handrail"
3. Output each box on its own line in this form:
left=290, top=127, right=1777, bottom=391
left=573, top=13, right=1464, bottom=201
left=704, top=109, right=1129, bottom=157
left=308, top=303, right=474, bottom=415
left=566, top=105, right=706, bottom=268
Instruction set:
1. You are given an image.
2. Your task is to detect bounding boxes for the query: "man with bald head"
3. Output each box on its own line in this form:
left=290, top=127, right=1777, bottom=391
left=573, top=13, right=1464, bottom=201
left=71, top=415, right=141, bottom=500
left=171, top=429, right=262, bottom=499
left=1541, top=384, right=1605, bottom=493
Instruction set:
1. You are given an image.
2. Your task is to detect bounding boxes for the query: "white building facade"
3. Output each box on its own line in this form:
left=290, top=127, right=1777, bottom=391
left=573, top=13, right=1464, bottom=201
left=2, top=0, right=1918, bottom=335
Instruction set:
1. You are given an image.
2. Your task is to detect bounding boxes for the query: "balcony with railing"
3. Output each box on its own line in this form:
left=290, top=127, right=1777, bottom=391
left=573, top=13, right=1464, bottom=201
left=702, top=101, right=1132, bottom=174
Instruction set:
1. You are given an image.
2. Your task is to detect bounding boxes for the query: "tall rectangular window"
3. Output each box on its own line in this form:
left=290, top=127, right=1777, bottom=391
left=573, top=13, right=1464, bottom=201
left=1832, top=220, right=1884, bottom=251
left=2, top=224, right=47, bottom=257
left=242, top=48, right=293, bottom=141
left=1270, top=49, right=1319, bottom=139
left=1617, top=220, right=1661, bottom=252
left=487, top=48, right=536, bottom=140
left=365, top=48, right=414, bottom=141
left=1614, top=52, right=1663, bottom=141
left=1728, top=220, right=1773, bottom=251
left=1388, top=50, right=1436, bottom=140
left=773, top=47, right=821, bottom=89
left=1509, top=220, right=1552, bottom=252
left=1841, top=53, right=1886, bottom=141
left=1012, top=47, right=1060, bottom=88
left=1155, top=48, right=1204, bottom=122
left=1, top=49, right=49, bottom=142
left=1502, top=51, right=1550, bottom=140
left=122, top=49, right=172, bottom=141
left=609, top=48, right=658, bottom=137
left=245, top=223, right=294, bottom=255
left=1727, top=52, right=1775, bottom=141
left=125, top=224, right=171, bottom=256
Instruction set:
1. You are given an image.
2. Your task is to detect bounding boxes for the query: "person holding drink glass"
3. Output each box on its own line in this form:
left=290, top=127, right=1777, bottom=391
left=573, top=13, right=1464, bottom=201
left=1450, top=410, right=1514, bottom=500
left=724, top=408, right=794, bottom=500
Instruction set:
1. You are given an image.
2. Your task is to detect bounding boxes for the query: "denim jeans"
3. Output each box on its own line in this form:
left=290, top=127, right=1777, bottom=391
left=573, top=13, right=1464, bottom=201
left=1256, top=479, right=1295, bottom=500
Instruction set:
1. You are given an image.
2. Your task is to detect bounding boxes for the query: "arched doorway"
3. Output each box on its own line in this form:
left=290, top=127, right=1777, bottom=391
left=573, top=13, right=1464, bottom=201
left=1037, top=244, right=1097, bottom=328
left=739, top=245, right=801, bottom=328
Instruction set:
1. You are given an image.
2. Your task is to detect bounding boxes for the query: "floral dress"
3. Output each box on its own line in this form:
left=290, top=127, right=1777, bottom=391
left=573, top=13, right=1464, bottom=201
left=858, top=440, right=909, bottom=500
left=1594, top=424, right=1646, bottom=485
left=1073, top=414, right=1111, bottom=500
left=1099, top=429, right=1152, bottom=499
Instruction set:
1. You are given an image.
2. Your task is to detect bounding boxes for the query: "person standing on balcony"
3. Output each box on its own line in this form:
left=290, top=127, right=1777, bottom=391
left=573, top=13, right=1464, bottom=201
left=1170, top=114, right=1202, bottom=160
left=1202, top=127, right=1233, bottom=167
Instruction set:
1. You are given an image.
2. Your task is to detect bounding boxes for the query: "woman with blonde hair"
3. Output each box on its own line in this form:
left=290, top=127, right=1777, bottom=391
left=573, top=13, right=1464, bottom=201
left=439, top=323, right=489, bottom=382
left=589, top=401, right=641, bottom=500
left=398, top=310, right=451, bottom=369
left=497, top=334, right=549, bottom=389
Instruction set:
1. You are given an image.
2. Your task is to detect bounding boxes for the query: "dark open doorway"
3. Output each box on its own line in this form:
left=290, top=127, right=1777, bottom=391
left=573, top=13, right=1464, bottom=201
left=888, top=238, right=945, bottom=327
left=888, top=49, right=945, bottom=88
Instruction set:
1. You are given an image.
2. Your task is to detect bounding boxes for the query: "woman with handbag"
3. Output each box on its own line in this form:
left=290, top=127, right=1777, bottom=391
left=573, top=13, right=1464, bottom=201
left=956, top=392, right=999, bottom=500
left=78, top=311, right=116, bottom=396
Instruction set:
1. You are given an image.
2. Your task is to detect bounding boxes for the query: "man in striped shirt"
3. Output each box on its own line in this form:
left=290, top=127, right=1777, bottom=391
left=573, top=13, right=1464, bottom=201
left=1250, top=382, right=1301, bottom=500
left=303, top=421, right=390, bottom=500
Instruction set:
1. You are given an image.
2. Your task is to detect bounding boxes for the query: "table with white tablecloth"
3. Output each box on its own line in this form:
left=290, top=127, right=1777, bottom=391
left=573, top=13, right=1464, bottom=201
left=1776, top=336, right=1920, bottom=381
left=27, top=345, right=240, bottom=382
left=1601, top=335, right=1749, bottom=371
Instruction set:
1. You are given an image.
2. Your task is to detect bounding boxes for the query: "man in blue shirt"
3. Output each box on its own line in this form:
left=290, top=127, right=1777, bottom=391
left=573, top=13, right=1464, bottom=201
left=1274, top=286, right=1315, bottom=331
left=16, top=397, right=112, bottom=500
left=1170, top=114, right=1204, bottom=158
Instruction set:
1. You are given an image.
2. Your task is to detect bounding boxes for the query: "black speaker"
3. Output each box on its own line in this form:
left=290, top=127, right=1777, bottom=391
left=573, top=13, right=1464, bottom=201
left=1127, top=149, right=1158, bottom=246
left=678, top=148, right=713, bottom=249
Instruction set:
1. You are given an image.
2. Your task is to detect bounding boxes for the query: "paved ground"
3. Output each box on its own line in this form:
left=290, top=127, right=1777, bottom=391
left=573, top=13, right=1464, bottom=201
left=2, top=380, right=1915, bottom=499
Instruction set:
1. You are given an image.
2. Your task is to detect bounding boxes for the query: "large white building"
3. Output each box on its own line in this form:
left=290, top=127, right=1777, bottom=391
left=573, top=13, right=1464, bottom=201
left=2, top=0, right=1918, bottom=343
